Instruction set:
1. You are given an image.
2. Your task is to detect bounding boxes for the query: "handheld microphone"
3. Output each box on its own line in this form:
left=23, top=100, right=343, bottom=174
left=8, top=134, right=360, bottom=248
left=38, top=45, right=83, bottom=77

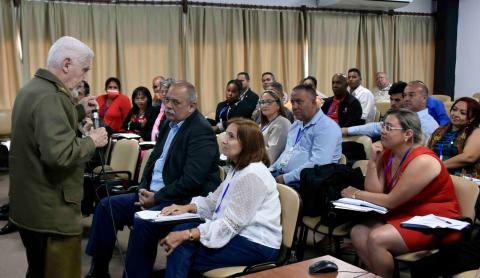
left=92, top=109, right=100, bottom=129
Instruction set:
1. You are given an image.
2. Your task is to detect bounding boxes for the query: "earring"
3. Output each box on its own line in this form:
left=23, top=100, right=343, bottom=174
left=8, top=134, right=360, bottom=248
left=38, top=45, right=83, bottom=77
left=404, top=137, right=408, bottom=142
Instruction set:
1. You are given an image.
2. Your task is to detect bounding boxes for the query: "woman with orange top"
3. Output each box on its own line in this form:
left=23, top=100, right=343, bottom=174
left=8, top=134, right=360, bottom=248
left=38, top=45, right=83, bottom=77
left=96, top=77, right=131, bottom=132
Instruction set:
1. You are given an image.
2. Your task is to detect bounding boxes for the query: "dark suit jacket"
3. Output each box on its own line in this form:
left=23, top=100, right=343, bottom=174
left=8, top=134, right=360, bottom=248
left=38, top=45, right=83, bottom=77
left=322, top=93, right=364, bottom=127
left=139, top=110, right=221, bottom=204
left=215, top=89, right=259, bottom=129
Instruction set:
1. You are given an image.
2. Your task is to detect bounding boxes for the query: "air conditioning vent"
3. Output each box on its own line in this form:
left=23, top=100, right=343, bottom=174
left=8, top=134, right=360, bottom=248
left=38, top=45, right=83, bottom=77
left=316, top=0, right=413, bottom=11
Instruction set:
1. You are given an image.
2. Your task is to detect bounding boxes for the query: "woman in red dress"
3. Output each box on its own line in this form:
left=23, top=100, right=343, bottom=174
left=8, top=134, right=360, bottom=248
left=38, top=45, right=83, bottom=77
left=341, top=108, right=461, bottom=278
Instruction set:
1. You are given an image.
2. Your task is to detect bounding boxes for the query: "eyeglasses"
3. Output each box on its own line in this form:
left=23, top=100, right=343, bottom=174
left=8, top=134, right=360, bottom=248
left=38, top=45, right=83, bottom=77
left=259, top=100, right=277, bottom=105
left=380, top=122, right=404, bottom=132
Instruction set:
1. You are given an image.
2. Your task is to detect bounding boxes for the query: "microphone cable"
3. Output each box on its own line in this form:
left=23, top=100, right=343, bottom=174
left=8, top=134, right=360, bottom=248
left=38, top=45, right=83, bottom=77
left=91, top=111, right=130, bottom=278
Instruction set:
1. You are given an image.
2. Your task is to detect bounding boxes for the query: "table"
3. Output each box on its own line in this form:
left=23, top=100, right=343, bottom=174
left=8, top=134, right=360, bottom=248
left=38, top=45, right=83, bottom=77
left=242, top=255, right=375, bottom=278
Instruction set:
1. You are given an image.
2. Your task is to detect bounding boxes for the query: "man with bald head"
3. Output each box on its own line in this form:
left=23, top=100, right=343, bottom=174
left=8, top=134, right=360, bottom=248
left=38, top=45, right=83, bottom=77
left=373, top=72, right=392, bottom=103
left=322, top=73, right=363, bottom=127
left=152, top=75, right=165, bottom=107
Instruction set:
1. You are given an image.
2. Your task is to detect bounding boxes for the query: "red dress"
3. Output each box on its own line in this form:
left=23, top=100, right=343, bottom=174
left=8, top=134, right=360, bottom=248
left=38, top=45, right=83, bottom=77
left=383, top=146, right=461, bottom=252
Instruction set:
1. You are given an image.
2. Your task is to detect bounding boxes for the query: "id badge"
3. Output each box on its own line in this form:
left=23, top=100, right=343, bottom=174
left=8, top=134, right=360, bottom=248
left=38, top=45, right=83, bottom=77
left=279, top=148, right=295, bottom=172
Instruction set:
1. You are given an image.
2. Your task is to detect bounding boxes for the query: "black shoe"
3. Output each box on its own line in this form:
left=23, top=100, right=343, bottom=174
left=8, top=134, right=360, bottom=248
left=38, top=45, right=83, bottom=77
left=0, top=212, right=8, bottom=221
left=85, top=260, right=110, bottom=278
left=0, top=204, right=8, bottom=214
left=0, top=221, right=17, bottom=235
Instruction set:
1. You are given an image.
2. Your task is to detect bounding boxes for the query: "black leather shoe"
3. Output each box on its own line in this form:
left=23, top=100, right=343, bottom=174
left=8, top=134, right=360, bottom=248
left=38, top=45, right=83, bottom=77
left=0, top=204, right=8, bottom=214
left=0, top=221, right=17, bottom=235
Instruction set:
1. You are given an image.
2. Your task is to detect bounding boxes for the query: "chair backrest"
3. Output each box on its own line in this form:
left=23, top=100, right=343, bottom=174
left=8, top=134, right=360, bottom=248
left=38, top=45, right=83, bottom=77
left=339, top=154, right=347, bottom=165
left=216, top=132, right=225, bottom=155
left=375, top=102, right=391, bottom=117
left=444, top=101, right=453, bottom=113
left=374, top=109, right=381, bottom=122
left=431, top=94, right=451, bottom=103
left=137, top=149, right=153, bottom=183
left=451, top=175, right=479, bottom=221
left=0, top=110, right=12, bottom=137
left=218, top=165, right=226, bottom=181
left=277, top=183, right=301, bottom=250
left=342, top=135, right=372, bottom=160
left=352, top=160, right=368, bottom=176
left=109, top=139, right=140, bottom=179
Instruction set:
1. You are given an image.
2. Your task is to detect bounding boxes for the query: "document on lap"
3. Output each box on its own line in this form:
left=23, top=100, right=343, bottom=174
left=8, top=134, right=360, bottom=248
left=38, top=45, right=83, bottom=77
left=135, top=211, right=204, bottom=224
left=401, top=214, right=470, bottom=231
left=332, top=198, right=388, bottom=214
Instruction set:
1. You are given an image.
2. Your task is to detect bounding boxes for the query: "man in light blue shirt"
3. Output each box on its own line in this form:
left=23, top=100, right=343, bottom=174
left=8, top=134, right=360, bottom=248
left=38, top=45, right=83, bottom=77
left=344, top=81, right=439, bottom=144
left=427, top=96, right=450, bottom=126
left=271, top=84, right=342, bottom=187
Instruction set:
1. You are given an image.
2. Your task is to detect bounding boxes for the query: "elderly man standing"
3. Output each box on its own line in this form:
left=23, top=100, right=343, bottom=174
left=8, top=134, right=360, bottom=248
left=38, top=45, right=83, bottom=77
left=270, top=85, right=342, bottom=187
left=373, top=72, right=392, bottom=103
left=9, top=36, right=108, bottom=277
left=86, top=81, right=221, bottom=278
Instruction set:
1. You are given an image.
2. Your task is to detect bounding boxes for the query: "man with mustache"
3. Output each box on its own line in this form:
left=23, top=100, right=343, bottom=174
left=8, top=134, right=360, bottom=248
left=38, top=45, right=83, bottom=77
left=85, top=81, right=221, bottom=277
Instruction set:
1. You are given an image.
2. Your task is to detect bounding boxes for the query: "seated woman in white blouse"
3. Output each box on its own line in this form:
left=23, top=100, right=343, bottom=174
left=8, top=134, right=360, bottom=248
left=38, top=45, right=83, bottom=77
left=158, top=118, right=282, bottom=278
left=260, top=90, right=292, bottom=162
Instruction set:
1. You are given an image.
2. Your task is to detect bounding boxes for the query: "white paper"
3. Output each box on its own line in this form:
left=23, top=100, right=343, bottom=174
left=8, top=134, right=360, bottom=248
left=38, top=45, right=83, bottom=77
left=402, top=214, right=470, bottom=230
left=139, top=141, right=156, bottom=146
left=112, top=133, right=141, bottom=139
left=135, top=211, right=202, bottom=223
left=333, top=198, right=388, bottom=213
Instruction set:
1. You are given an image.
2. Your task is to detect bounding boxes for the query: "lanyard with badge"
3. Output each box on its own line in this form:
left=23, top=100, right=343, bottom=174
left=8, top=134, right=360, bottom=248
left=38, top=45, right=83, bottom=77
left=278, top=125, right=312, bottom=173
left=214, top=171, right=236, bottom=215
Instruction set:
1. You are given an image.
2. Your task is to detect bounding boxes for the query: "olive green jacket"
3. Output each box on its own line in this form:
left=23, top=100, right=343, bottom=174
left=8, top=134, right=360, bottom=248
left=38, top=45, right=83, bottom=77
left=9, top=69, right=96, bottom=235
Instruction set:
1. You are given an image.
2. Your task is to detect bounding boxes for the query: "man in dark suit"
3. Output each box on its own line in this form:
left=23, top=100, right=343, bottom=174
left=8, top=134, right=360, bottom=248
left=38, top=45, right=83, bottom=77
left=85, top=81, right=221, bottom=277
left=322, top=73, right=364, bottom=127
left=237, top=72, right=259, bottom=118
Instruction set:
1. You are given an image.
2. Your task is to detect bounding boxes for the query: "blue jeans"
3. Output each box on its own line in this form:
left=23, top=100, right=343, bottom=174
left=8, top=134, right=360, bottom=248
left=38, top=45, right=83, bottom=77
left=85, top=193, right=173, bottom=272
left=165, top=223, right=280, bottom=278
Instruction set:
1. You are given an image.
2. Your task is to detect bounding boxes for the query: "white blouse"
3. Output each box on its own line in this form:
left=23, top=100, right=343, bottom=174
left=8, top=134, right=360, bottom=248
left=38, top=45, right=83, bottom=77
left=191, top=162, right=282, bottom=249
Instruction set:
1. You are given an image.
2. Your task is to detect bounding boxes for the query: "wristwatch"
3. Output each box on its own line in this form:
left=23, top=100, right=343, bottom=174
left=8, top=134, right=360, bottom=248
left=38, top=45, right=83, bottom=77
left=188, top=229, right=195, bottom=241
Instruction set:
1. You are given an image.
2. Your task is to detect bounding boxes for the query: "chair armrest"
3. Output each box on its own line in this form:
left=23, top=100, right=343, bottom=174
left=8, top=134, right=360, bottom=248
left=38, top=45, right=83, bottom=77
left=98, top=170, right=132, bottom=181
left=242, top=261, right=277, bottom=275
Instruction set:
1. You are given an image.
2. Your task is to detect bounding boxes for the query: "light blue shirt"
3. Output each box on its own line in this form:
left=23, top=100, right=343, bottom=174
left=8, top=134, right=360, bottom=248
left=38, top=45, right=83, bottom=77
left=346, top=108, right=439, bottom=144
left=150, top=121, right=184, bottom=192
left=271, top=109, right=342, bottom=185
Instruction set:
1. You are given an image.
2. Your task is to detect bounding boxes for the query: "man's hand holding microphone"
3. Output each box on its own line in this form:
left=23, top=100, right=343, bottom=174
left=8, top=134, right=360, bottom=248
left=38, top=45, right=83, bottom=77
left=79, top=96, right=108, bottom=148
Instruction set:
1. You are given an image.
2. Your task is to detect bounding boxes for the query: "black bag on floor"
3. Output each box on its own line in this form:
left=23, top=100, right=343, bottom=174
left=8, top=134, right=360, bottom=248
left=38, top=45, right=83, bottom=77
left=0, top=144, right=8, bottom=169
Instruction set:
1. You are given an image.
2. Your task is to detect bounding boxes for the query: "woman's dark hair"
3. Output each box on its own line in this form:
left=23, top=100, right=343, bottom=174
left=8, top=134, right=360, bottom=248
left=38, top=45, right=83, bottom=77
left=104, top=77, right=122, bottom=91
left=130, top=86, right=152, bottom=114
left=80, top=80, right=90, bottom=96
left=226, top=118, right=270, bottom=170
left=227, top=79, right=243, bottom=94
left=302, top=76, right=318, bottom=89
left=450, top=97, right=480, bottom=138
left=260, top=90, right=287, bottom=126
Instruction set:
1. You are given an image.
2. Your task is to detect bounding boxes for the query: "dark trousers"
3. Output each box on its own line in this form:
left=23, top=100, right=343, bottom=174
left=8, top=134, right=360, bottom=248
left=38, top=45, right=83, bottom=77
left=85, top=193, right=173, bottom=272
left=411, top=237, right=480, bottom=277
left=18, top=228, right=81, bottom=278
left=163, top=222, right=279, bottom=278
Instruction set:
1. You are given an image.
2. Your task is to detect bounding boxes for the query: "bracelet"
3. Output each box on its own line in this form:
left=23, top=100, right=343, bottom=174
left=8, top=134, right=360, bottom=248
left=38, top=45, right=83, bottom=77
left=188, top=229, right=195, bottom=241
left=352, top=190, right=361, bottom=199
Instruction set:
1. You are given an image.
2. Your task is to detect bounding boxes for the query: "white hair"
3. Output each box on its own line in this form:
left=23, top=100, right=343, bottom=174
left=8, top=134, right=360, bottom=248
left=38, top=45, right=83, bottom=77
left=47, top=36, right=94, bottom=68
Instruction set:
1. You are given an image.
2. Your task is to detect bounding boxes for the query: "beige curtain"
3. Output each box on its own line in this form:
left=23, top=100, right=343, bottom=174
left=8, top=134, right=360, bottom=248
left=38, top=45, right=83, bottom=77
left=307, top=11, right=361, bottom=96
left=0, top=0, right=20, bottom=109
left=116, top=5, right=183, bottom=96
left=308, top=11, right=435, bottom=95
left=185, top=6, right=304, bottom=115
left=393, top=15, right=435, bottom=92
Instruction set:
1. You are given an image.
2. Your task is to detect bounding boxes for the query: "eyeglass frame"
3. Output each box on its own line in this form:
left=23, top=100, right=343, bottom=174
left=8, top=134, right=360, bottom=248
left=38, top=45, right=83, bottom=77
left=380, top=121, right=404, bottom=132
